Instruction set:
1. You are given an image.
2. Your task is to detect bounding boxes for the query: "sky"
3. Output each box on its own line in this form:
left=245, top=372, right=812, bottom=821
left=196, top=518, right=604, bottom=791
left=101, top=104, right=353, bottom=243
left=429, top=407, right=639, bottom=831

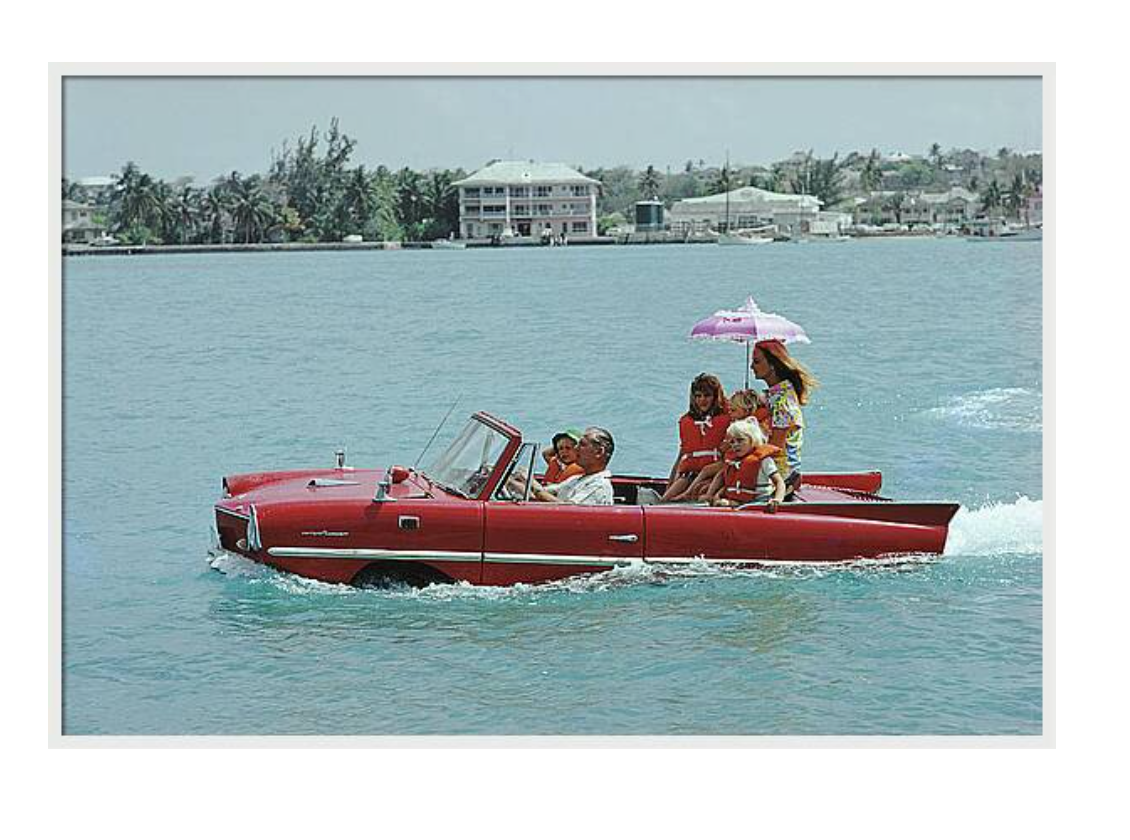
left=62, top=75, right=1042, bottom=181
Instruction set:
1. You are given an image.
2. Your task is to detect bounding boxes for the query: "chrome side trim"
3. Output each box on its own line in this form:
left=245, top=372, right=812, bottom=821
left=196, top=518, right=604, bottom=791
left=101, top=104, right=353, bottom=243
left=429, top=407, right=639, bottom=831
left=267, top=547, right=480, bottom=562
left=264, top=547, right=633, bottom=567
left=483, top=552, right=631, bottom=567
left=644, top=556, right=882, bottom=566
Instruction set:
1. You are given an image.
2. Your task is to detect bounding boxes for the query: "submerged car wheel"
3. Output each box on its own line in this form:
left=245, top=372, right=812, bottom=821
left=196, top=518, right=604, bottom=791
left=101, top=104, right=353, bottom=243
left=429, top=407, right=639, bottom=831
left=351, top=561, right=454, bottom=589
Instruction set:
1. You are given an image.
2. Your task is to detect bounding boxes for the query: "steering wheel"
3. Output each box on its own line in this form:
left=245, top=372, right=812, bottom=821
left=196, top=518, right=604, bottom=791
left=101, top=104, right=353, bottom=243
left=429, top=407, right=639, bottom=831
left=466, top=464, right=494, bottom=496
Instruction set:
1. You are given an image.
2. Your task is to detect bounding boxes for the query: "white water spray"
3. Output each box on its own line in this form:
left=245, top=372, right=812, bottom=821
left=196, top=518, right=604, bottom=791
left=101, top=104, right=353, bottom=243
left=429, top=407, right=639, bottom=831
left=945, top=496, right=1043, bottom=556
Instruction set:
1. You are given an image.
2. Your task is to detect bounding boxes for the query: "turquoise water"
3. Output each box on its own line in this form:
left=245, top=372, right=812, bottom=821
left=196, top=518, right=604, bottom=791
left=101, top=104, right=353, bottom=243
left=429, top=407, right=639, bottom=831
left=62, top=239, right=1043, bottom=735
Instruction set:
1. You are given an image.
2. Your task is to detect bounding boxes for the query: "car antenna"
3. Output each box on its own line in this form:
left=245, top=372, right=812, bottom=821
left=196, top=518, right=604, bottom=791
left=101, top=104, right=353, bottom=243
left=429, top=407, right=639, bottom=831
left=414, top=392, right=463, bottom=469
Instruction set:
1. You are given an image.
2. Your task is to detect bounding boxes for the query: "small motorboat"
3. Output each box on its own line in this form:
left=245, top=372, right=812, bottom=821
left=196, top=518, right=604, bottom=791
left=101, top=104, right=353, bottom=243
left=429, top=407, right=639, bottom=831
left=214, top=412, right=959, bottom=587
left=964, top=218, right=1043, bottom=241
left=431, top=238, right=467, bottom=250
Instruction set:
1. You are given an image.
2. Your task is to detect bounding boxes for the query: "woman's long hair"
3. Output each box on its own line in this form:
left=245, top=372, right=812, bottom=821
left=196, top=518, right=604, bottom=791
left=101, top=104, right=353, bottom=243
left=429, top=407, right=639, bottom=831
left=688, top=373, right=728, bottom=420
left=757, top=341, right=819, bottom=405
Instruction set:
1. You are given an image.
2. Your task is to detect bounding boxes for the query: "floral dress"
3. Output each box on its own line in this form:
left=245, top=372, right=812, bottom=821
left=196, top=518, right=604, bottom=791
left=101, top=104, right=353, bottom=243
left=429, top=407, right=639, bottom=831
left=766, top=380, right=804, bottom=476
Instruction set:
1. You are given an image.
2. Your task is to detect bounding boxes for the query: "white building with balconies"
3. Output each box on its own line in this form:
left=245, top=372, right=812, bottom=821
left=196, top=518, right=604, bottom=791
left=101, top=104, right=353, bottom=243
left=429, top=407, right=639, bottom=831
left=453, top=161, right=600, bottom=240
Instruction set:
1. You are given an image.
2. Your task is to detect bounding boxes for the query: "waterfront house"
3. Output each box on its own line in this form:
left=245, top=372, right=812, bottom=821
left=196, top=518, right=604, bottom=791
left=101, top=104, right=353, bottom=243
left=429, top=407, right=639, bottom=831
left=909, top=187, right=978, bottom=227
left=852, top=188, right=977, bottom=228
left=62, top=199, right=107, bottom=244
left=667, top=186, right=821, bottom=238
left=453, top=161, right=600, bottom=240
left=75, top=175, right=116, bottom=205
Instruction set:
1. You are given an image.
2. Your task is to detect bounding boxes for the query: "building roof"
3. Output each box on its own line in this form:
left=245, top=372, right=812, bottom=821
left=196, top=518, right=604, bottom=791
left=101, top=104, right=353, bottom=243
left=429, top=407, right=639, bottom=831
left=917, top=187, right=978, bottom=205
left=76, top=176, right=116, bottom=188
left=453, top=160, right=600, bottom=187
left=63, top=199, right=94, bottom=210
left=670, top=185, right=821, bottom=212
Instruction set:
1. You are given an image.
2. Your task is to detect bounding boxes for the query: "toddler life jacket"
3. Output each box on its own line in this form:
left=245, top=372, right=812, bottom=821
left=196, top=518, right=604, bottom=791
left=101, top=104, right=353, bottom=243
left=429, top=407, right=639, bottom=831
left=544, top=457, right=583, bottom=485
left=721, top=445, right=781, bottom=504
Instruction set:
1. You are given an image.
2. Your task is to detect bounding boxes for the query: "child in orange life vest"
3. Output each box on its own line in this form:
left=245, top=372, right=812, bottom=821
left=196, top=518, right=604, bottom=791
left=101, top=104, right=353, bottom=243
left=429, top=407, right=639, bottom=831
left=541, top=429, right=584, bottom=485
left=660, top=373, right=731, bottom=502
left=676, top=389, right=761, bottom=501
left=706, top=418, right=787, bottom=512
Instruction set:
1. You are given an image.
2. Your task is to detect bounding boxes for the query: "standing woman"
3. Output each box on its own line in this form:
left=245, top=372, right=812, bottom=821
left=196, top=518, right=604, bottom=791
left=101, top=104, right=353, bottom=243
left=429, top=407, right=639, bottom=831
left=750, top=339, right=819, bottom=492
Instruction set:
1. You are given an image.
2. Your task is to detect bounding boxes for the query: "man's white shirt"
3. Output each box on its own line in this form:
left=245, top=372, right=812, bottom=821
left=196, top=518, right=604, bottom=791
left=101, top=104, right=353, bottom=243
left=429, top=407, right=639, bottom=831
left=548, top=470, right=614, bottom=505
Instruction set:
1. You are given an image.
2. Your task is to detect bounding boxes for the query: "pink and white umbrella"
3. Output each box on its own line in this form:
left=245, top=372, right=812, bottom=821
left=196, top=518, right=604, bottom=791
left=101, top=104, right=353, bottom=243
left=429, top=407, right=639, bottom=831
left=690, top=297, right=810, bottom=388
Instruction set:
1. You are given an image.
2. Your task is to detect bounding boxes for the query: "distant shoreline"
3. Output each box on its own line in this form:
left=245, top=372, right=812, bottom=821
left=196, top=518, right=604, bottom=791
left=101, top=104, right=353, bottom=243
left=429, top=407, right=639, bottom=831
left=61, top=230, right=966, bottom=257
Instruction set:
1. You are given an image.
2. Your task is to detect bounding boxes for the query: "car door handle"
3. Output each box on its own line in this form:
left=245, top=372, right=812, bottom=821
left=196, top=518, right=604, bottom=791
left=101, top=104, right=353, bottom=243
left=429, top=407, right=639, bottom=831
left=608, top=534, right=639, bottom=543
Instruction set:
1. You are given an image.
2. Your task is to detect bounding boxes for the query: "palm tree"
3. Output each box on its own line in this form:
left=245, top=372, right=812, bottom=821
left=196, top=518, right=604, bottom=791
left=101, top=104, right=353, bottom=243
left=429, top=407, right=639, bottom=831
left=202, top=185, right=230, bottom=244
left=342, top=166, right=379, bottom=234
left=114, top=162, right=161, bottom=235
left=638, top=165, right=662, bottom=200
left=981, top=180, right=1004, bottom=216
left=226, top=173, right=276, bottom=243
left=928, top=143, right=944, bottom=169
left=887, top=192, right=906, bottom=225
left=149, top=179, right=176, bottom=243
left=394, top=168, right=425, bottom=235
left=168, top=186, right=200, bottom=244
left=422, top=170, right=459, bottom=238
left=1005, top=173, right=1026, bottom=220
left=709, top=161, right=734, bottom=196
left=861, top=149, right=883, bottom=192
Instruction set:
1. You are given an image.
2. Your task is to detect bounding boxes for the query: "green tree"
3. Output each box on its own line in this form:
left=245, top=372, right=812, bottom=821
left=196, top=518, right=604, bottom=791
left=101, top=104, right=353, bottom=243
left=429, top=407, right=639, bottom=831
left=928, top=142, right=944, bottom=169
left=422, top=170, right=461, bottom=239
left=860, top=149, right=883, bottom=191
left=342, top=166, right=379, bottom=236
left=789, top=152, right=844, bottom=207
left=202, top=185, right=230, bottom=244
left=981, top=180, right=1004, bottom=216
left=113, top=162, right=162, bottom=238
left=638, top=165, right=662, bottom=199
left=887, top=192, right=906, bottom=225
left=709, top=161, right=734, bottom=196
left=224, top=172, right=276, bottom=243
left=369, top=175, right=404, bottom=242
left=394, top=168, right=425, bottom=237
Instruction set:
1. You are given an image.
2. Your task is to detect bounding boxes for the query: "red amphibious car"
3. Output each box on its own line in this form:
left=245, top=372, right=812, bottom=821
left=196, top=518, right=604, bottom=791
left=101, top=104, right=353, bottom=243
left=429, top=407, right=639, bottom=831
left=214, top=412, right=959, bottom=587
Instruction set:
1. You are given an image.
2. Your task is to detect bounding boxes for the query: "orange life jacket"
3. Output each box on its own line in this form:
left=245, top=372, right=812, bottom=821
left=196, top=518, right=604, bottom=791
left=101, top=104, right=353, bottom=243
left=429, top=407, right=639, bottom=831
left=544, top=457, right=583, bottom=485
left=677, top=412, right=731, bottom=474
left=721, top=445, right=781, bottom=503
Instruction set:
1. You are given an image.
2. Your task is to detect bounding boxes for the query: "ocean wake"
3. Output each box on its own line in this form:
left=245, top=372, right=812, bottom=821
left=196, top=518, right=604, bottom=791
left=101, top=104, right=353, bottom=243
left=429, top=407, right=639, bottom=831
left=944, top=496, right=1043, bottom=556
left=926, top=387, right=1042, bottom=433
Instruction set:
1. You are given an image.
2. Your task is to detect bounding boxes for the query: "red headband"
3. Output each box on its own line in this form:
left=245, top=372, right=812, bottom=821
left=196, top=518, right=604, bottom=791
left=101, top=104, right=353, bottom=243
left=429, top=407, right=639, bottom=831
left=756, top=339, right=785, bottom=355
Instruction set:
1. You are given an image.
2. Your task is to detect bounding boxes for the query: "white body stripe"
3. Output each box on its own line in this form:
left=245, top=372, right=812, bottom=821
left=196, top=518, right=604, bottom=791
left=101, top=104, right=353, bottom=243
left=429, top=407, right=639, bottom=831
left=267, top=546, right=638, bottom=567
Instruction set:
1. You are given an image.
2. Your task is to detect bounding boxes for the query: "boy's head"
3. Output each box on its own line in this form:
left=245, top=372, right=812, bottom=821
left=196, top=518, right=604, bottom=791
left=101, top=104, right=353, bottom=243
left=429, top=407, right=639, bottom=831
left=724, top=418, right=767, bottom=458
left=727, top=389, right=761, bottom=419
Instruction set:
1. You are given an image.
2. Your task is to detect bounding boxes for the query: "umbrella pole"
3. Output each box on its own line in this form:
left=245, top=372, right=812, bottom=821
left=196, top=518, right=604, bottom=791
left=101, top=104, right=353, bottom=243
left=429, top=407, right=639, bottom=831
left=745, top=342, right=751, bottom=390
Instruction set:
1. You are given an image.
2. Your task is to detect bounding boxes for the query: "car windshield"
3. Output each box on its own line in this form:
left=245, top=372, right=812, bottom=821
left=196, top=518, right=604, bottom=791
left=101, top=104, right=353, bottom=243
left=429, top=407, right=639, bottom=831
left=422, top=416, right=512, bottom=498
